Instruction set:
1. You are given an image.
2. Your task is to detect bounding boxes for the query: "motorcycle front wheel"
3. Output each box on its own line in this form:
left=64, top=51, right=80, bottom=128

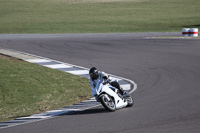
left=100, top=94, right=116, bottom=112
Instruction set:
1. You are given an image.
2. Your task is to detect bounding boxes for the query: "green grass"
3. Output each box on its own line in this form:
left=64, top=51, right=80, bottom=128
left=0, top=0, right=199, bottom=33
left=0, top=55, right=91, bottom=122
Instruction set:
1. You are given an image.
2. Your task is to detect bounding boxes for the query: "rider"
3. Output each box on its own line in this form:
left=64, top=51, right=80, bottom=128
left=89, top=67, right=125, bottom=99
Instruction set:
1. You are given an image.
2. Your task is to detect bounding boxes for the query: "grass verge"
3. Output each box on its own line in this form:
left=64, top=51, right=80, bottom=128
left=0, top=0, right=199, bottom=33
left=0, top=54, right=91, bottom=122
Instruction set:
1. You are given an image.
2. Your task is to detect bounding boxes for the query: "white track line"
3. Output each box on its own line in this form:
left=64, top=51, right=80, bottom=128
left=66, top=70, right=89, bottom=75
left=26, top=59, right=51, bottom=63
left=43, top=64, right=72, bottom=69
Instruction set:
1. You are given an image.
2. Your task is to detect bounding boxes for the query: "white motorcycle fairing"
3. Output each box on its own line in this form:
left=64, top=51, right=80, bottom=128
left=95, top=80, right=128, bottom=109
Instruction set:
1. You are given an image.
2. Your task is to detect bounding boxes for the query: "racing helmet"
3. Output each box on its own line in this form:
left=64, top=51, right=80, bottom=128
left=89, top=67, right=99, bottom=80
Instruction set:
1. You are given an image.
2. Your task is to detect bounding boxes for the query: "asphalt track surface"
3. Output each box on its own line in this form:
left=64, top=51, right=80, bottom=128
left=0, top=33, right=200, bottom=133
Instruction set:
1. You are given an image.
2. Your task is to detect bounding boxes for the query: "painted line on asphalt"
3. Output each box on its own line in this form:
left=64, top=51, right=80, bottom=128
left=43, top=64, right=73, bottom=69
left=0, top=48, right=137, bottom=129
left=27, top=59, right=52, bottom=63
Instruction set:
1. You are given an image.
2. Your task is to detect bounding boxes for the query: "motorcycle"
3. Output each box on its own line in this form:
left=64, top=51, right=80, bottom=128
left=94, top=79, right=134, bottom=112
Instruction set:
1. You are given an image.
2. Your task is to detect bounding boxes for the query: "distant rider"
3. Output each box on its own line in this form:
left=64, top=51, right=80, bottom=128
left=89, top=67, right=125, bottom=99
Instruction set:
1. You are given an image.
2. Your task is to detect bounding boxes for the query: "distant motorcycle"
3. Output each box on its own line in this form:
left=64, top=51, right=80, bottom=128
left=94, top=79, right=134, bottom=112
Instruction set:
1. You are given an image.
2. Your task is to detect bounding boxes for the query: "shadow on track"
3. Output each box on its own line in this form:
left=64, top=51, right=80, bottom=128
left=60, top=108, right=110, bottom=116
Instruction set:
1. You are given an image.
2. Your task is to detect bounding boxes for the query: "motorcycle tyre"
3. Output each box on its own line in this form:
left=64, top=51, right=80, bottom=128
left=100, top=94, right=116, bottom=112
left=126, top=96, right=134, bottom=107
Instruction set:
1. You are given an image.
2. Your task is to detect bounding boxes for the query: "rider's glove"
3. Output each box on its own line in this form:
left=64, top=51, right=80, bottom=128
left=103, top=79, right=111, bottom=85
left=103, top=76, right=108, bottom=80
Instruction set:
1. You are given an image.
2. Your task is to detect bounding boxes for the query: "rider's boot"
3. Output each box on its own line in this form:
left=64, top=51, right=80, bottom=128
left=120, top=87, right=130, bottom=98
left=119, top=87, right=126, bottom=95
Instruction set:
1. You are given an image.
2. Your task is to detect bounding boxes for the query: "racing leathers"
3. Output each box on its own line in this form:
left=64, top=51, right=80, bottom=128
left=89, top=71, right=110, bottom=98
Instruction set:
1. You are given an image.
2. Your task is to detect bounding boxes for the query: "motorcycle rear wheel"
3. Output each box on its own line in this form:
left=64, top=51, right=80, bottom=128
left=100, top=94, right=116, bottom=112
left=126, top=96, right=134, bottom=107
